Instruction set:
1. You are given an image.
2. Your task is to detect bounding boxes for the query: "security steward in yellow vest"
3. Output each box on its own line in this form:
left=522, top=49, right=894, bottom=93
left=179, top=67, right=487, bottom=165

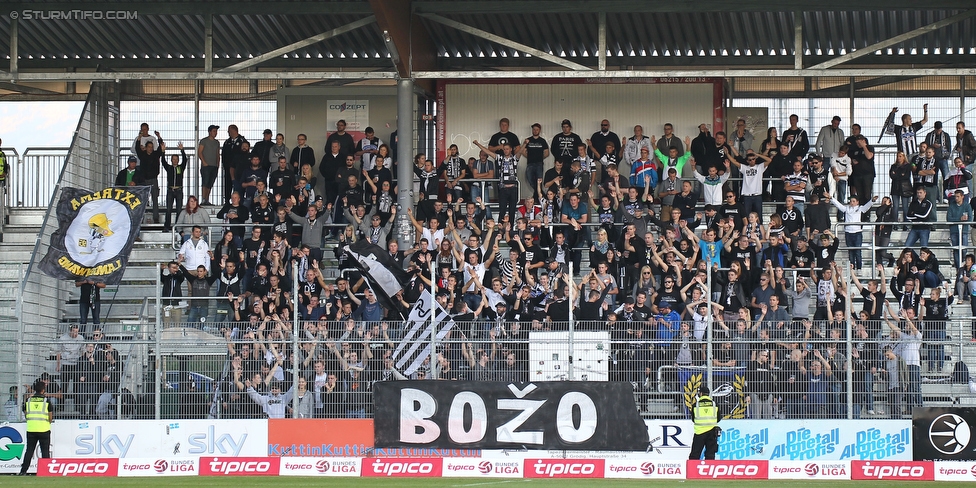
left=688, top=386, right=722, bottom=460
left=19, top=379, right=52, bottom=475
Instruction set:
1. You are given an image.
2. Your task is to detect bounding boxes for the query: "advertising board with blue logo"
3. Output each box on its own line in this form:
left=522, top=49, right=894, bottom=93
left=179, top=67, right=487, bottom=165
left=52, top=420, right=267, bottom=458
left=0, top=424, right=37, bottom=474
left=716, top=420, right=912, bottom=461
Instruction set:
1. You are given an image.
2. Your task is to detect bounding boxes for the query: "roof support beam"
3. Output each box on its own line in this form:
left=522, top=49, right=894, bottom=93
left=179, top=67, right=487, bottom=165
left=414, top=0, right=976, bottom=14
left=9, top=18, right=17, bottom=76
left=808, top=9, right=976, bottom=70
left=3, top=2, right=372, bottom=15
left=204, top=15, right=213, bottom=73
left=598, top=12, right=607, bottom=71
left=420, top=13, right=592, bottom=71
left=0, top=71, right=396, bottom=82
left=793, top=11, right=803, bottom=70
left=412, top=68, right=976, bottom=78
left=219, top=16, right=377, bottom=73
left=0, top=81, right=60, bottom=95
left=369, top=0, right=437, bottom=93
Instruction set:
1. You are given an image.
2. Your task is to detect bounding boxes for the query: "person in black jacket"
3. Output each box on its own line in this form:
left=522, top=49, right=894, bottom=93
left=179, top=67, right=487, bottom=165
left=161, top=143, right=188, bottom=231
left=161, top=261, right=185, bottom=327
left=115, top=156, right=144, bottom=187
left=137, top=138, right=164, bottom=224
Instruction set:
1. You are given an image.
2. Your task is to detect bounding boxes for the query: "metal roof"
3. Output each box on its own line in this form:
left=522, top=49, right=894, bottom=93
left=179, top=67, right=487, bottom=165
left=0, top=1, right=975, bottom=87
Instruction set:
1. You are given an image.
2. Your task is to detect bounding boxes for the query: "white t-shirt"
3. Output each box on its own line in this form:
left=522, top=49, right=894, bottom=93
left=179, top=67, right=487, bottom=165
left=831, top=156, right=852, bottom=182
left=421, top=228, right=445, bottom=251
left=740, top=163, right=768, bottom=196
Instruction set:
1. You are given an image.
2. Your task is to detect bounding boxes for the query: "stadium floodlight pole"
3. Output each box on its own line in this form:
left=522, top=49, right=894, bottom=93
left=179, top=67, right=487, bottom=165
left=568, top=261, right=574, bottom=381
left=395, top=77, right=415, bottom=249
left=292, top=260, right=300, bottom=416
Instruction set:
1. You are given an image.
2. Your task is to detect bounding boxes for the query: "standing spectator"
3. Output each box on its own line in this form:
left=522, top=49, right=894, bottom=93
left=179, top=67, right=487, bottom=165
left=221, top=125, right=248, bottom=205
left=161, top=143, right=188, bottom=232
left=326, top=120, right=356, bottom=156
left=136, top=138, right=164, bottom=224
left=890, top=104, right=928, bottom=156
left=826, top=193, right=877, bottom=272
left=590, top=119, right=622, bottom=161
left=915, top=146, right=940, bottom=206
left=889, top=151, right=915, bottom=226
left=522, top=124, right=549, bottom=199
left=830, top=145, right=852, bottom=217
left=115, top=156, right=143, bottom=187
left=905, top=187, right=934, bottom=247
left=470, top=151, right=496, bottom=202
left=216, top=192, right=249, bottom=245
left=551, top=119, right=584, bottom=166
left=487, top=118, right=521, bottom=156
left=290, top=133, right=315, bottom=174
left=161, top=261, right=185, bottom=327
left=926, top=121, right=952, bottom=193
left=955, top=122, right=976, bottom=168
left=944, top=157, right=973, bottom=200
left=848, top=136, right=876, bottom=203
left=252, top=129, right=275, bottom=170
left=921, top=284, right=953, bottom=373
left=56, top=325, right=85, bottom=405
left=800, top=349, right=832, bottom=418
left=885, top=301, right=922, bottom=412
left=782, top=114, right=810, bottom=161
left=197, top=125, right=221, bottom=205
left=623, top=125, right=653, bottom=174
left=181, top=261, right=216, bottom=327
left=179, top=226, right=212, bottom=273
left=746, top=350, right=776, bottom=419
left=816, top=116, right=846, bottom=166
left=75, top=279, right=106, bottom=333
left=948, top=189, right=973, bottom=268
left=269, top=133, right=289, bottom=171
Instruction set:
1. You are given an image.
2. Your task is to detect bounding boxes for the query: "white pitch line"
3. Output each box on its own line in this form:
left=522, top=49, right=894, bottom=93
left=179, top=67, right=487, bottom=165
left=453, top=480, right=532, bottom=487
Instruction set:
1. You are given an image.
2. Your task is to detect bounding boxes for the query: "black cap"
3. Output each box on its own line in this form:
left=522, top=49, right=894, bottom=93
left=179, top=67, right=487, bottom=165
left=314, top=195, right=323, bottom=202
left=208, top=124, right=220, bottom=131
left=699, top=385, right=710, bottom=395
left=624, top=296, right=636, bottom=304
left=934, top=121, right=943, bottom=129
left=263, top=129, right=273, bottom=135
left=127, top=156, right=138, bottom=163
left=832, top=116, right=841, bottom=122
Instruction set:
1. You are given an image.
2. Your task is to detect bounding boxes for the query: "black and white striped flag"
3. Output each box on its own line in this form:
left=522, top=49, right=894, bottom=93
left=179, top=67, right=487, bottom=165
left=391, top=290, right=455, bottom=376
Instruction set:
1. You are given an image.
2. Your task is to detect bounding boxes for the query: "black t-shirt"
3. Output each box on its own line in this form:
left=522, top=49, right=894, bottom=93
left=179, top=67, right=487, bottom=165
left=551, top=133, right=585, bottom=164
left=524, top=136, right=550, bottom=165
left=489, top=131, right=520, bottom=155
left=859, top=288, right=885, bottom=319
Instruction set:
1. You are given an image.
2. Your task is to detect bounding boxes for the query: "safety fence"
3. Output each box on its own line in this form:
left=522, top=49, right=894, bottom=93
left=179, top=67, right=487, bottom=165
left=20, top=314, right=976, bottom=424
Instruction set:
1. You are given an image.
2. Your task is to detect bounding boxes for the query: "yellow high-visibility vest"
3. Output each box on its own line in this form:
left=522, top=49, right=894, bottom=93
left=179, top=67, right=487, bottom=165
left=25, top=397, right=51, bottom=433
left=693, top=396, right=718, bottom=434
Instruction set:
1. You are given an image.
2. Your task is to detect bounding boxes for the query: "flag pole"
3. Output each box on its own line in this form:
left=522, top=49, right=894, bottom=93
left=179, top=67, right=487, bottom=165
left=568, top=261, right=575, bottom=381
left=429, top=256, right=438, bottom=379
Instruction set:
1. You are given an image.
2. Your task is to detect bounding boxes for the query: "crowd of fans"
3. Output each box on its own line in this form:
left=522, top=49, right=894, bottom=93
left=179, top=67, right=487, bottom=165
left=49, top=108, right=976, bottom=420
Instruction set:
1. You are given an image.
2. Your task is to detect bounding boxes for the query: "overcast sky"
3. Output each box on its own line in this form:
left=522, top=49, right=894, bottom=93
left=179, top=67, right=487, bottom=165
left=0, top=101, right=84, bottom=154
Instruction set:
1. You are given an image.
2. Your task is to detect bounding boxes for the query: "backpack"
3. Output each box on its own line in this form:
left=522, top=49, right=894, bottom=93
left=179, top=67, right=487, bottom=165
left=951, top=361, right=970, bottom=384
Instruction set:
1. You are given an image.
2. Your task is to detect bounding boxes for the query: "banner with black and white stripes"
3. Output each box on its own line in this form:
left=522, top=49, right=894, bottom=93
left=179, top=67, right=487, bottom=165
left=391, top=290, right=454, bottom=376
